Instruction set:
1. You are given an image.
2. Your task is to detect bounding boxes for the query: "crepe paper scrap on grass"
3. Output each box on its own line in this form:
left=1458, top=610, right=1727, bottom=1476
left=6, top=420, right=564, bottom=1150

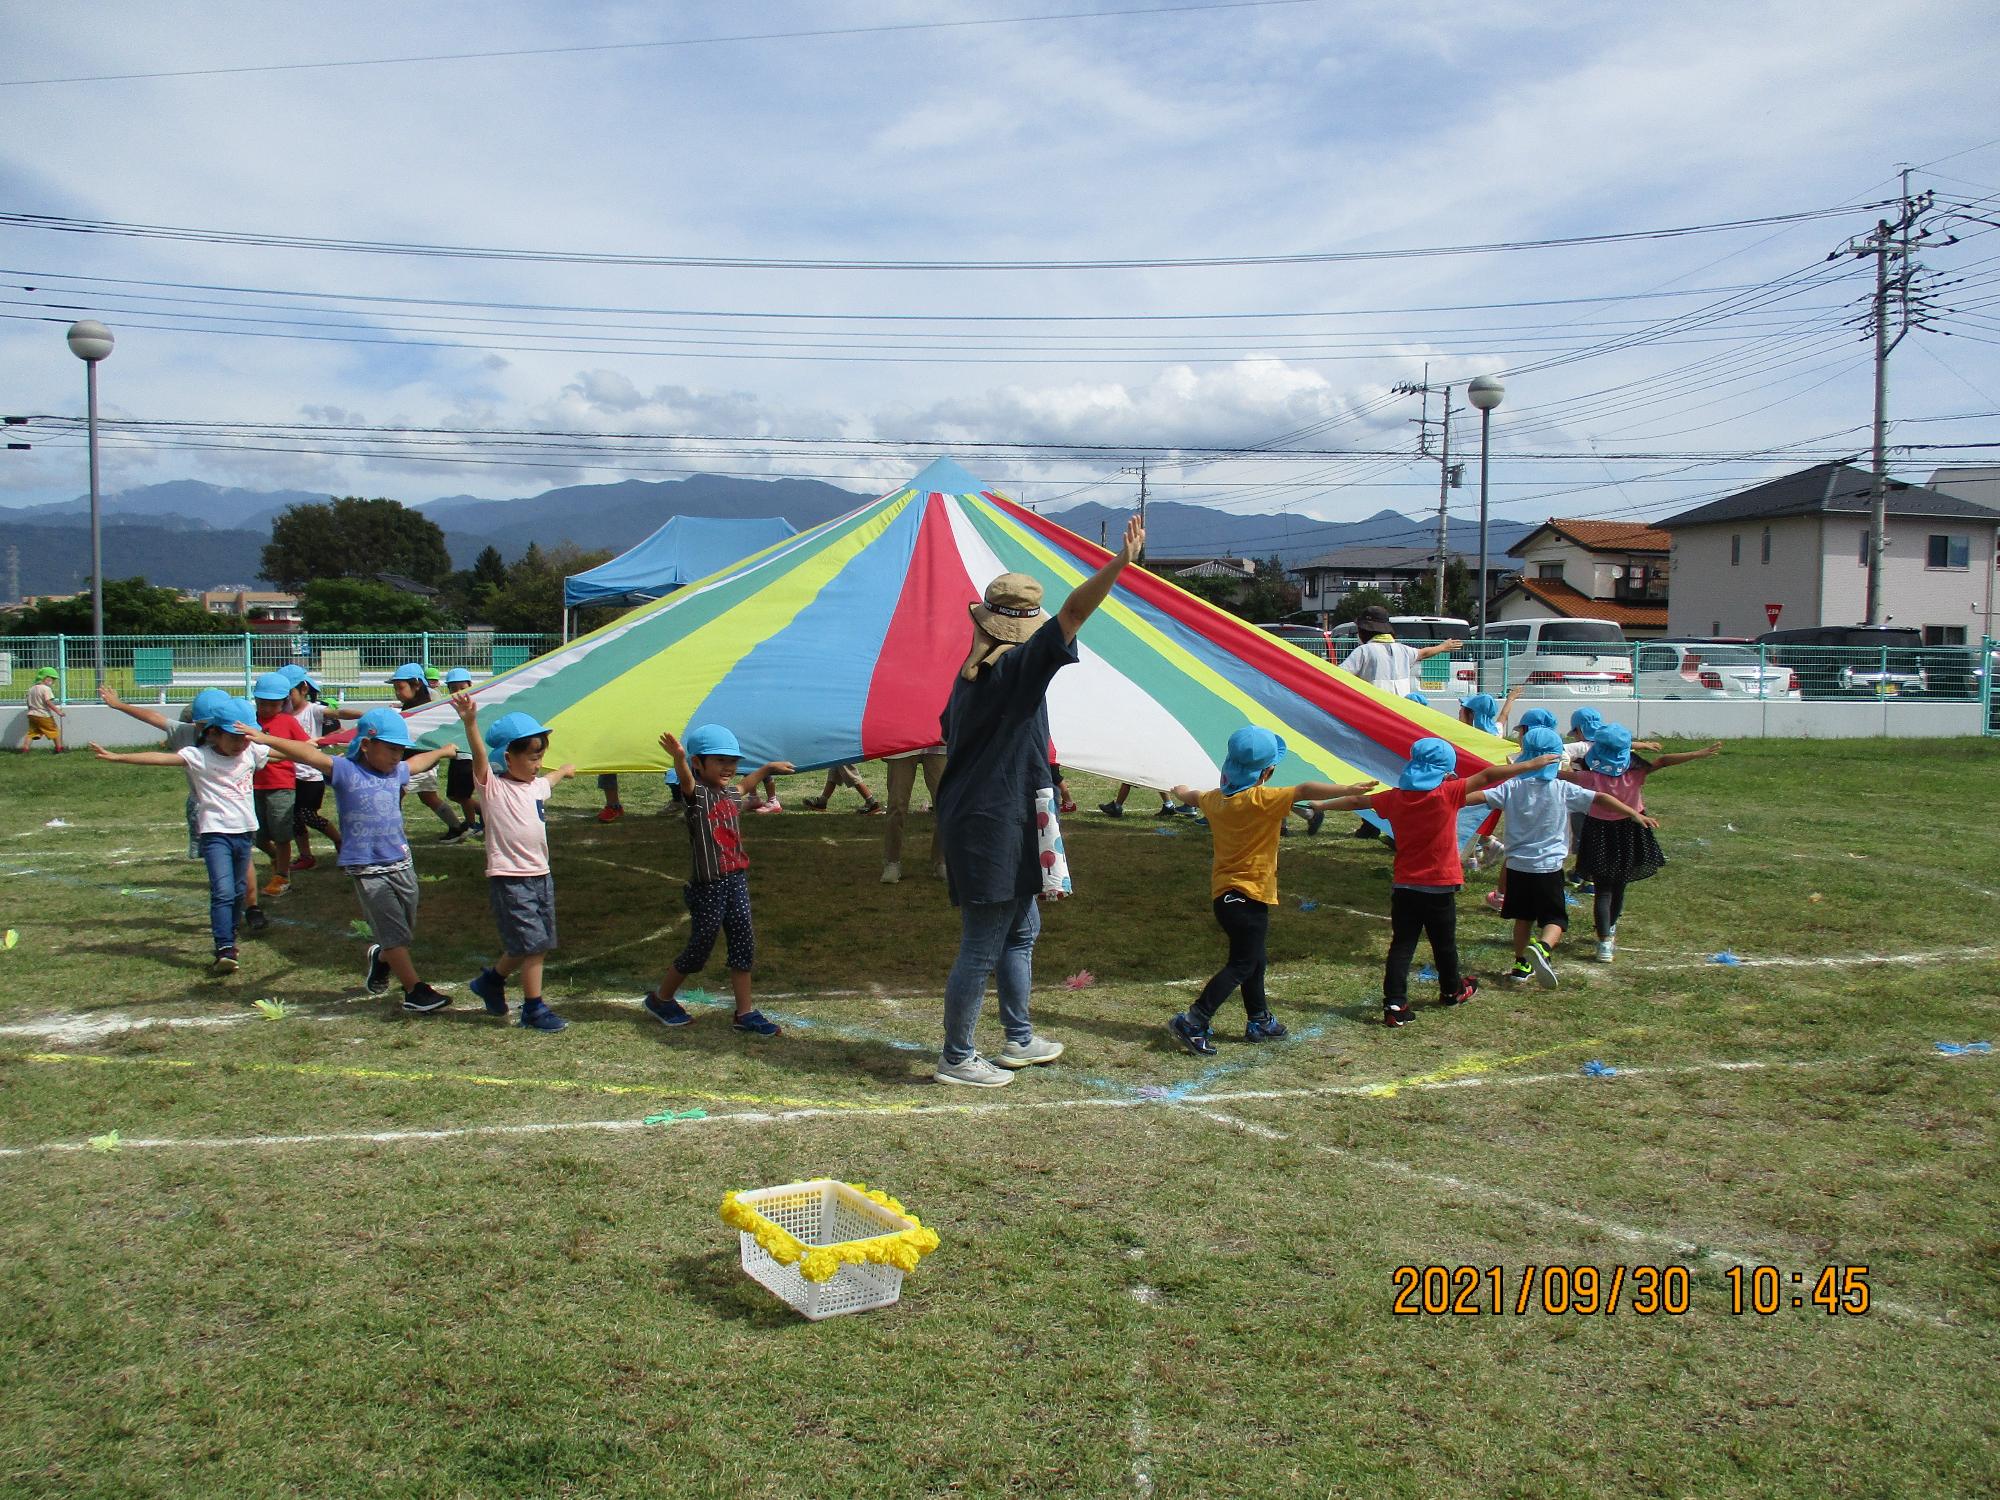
left=680, top=987, right=717, bottom=1006
left=1154, top=826, right=1181, bottom=837
left=1063, top=970, right=1095, bottom=990
left=88, top=1130, right=120, bottom=1152
left=1709, top=951, right=1745, bottom=966
left=252, top=998, right=291, bottom=1020
left=1934, top=1041, right=1992, bottom=1056
left=45, top=819, right=67, bottom=828
left=1298, top=899, right=1320, bottom=912
left=3, top=930, right=16, bottom=950
left=418, top=874, right=449, bottom=884
left=1581, top=1060, right=1619, bottom=1078
left=1417, top=966, right=1437, bottom=982
left=1361, top=1039, right=1602, bottom=1099
left=643, top=1108, right=709, bottom=1125
left=349, top=919, right=373, bottom=938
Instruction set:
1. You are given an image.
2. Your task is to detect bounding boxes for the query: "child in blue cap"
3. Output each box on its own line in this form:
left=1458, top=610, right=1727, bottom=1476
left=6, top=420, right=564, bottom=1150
left=439, top=669, right=484, bottom=839
left=278, top=665, right=341, bottom=869
left=1308, top=735, right=1560, bottom=1026
left=641, top=724, right=793, bottom=1036
left=336, top=663, right=467, bottom=842
left=249, top=672, right=307, bottom=902
left=98, top=683, right=235, bottom=863
left=243, top=706, right=462, bottom=1010
left=1568, top=725, right=1720, bottom=962
left=1164, top=727, right=1377, bottom=1055
left=91, top=696, right=270, bottom=973
left=450, top=695, right=577, bottom=1032
left=1482, top=726, right=1655, bottom=988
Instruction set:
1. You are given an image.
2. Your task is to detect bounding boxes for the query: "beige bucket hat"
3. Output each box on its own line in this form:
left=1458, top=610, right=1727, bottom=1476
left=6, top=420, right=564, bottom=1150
left=960, top=572, right=1048, bottom=679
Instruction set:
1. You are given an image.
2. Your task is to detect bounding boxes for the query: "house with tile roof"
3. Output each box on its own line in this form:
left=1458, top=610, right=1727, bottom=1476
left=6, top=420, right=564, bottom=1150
left=1487, top=518, right=1671, bottom=637
left=1657, top=462, right=2000, bottom=642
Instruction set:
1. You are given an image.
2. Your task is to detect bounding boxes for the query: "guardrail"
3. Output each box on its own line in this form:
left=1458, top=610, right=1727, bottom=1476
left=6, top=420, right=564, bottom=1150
left=0, top=632, right=560, bottom=705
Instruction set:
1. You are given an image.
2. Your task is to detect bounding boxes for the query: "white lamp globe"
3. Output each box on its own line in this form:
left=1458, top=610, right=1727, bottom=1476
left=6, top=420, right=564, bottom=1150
left=67, top=320, right=115, bottom=362
left=1467, top=374, right=1504, bottom=411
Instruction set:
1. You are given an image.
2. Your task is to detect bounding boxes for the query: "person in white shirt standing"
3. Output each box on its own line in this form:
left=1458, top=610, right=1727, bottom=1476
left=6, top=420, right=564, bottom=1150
left=1337, top=605, right=1462, bottom=696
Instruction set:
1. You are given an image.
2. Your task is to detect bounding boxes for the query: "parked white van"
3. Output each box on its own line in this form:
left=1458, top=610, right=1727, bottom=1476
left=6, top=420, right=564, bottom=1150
left=1477, top=618, right=1633, bottom=697
left=1328, top=615, right=1478, bottom=693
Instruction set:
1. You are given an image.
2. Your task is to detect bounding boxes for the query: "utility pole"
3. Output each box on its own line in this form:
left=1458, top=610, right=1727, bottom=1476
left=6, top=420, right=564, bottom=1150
left=1831, top=169, right=1935, bottom=624
left=1392, top=366, right=1463, bottom=614
left=1119, top=457, right=1149, bottom=564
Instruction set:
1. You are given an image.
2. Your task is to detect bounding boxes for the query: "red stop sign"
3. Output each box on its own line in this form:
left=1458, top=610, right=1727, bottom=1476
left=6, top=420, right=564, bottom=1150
left=1765, top=602, right=1781, bottom=627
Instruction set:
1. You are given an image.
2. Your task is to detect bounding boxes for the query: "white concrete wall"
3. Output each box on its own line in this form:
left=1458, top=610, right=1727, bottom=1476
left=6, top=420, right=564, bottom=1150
left=1819, top=515, right=2000, bottom=638
left=0, top=705, right=199, bottom=750
left=1670, top=515, right=1822, bottom=635
left=1430, top=696, right=1988, bottom=739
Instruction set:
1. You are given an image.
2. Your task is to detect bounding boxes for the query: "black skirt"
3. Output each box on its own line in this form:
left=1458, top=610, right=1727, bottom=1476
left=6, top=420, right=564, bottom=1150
left=1575, top=817, right=1665, bottom=886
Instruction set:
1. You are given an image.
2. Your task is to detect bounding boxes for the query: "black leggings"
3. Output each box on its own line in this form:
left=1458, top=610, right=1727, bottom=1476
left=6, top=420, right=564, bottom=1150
left=1385, top=887, right=1462, bottom=1005
left=1191, top=890, right=1271, bottom=1022
left=1593, top=882, right=1628, bottom=939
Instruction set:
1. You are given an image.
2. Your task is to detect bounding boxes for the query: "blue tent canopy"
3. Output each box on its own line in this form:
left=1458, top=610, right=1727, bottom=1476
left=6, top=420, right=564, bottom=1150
left=562, top=515, right=798, bottom=609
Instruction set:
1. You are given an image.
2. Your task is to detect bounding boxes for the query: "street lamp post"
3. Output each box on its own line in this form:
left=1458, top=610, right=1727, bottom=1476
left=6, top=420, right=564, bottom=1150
left=1467, top=375, right=1505, bottom=642
left=66, top=321, right=115, bottom=691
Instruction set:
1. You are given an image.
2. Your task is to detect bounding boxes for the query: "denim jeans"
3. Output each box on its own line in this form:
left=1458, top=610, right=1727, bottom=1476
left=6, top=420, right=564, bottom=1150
left=198, top=831, right=252, bottom=950
left=942, top=894, right=1040, bottom=1064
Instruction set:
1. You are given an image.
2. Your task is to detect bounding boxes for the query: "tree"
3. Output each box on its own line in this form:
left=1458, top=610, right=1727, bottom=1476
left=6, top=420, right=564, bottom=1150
left=261, top=496, right=453, bottom=591
left=3, top=577, right=241, bottom=636
left=1396, top=559, right=1478, bottom=623
left=300, top=579, right=451, bottom=633
left=1330, top=586, right=1394, bottom=626
left=1239, top=556, right=1302, bottom=623
left=480, top=543, right=613, bottom=634
left=440, top=544, right=511, bottom=623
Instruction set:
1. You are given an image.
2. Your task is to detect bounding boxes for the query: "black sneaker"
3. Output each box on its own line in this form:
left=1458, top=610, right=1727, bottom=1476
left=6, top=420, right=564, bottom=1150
left=643, top=991, right=693, bottom=1027
left=244, top=907, right=270, bottom=934
left=1438, top=976, right=1480, bottom=1007
left=1098, top=801, right=1124, bottom=818
left=364, top=944, right=391, bottom=995
left=1244, top=1013, right=1288, bottom=1042
left=1303, top=808, right=1325, bottom=836
left=1506, top=960, right=1535, bottom=984
left=401, top=982, right=451, bottom=1013
left=1352, top=822, right=1381, bottom=839
left=1168, top=1012, right=1218, bottom=1056
left=1383, top=1003, right=1415, bottom=1028
left=1153, top=805, right=1178, bottom=819
left=212, top=947, right=239, bottom=975
left=438, top=824, right=469, bottom=845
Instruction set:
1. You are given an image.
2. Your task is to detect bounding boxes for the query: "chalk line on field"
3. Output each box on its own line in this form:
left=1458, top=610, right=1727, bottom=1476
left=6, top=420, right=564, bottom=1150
left=1126, top=1257, right=1157, bottom=1499
left=1178, top=1104, right=1970, bottom=1333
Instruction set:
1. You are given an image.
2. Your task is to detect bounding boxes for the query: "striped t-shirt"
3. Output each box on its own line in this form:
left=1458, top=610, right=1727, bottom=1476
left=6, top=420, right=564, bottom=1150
left=681, top=782, right=749, bottom=884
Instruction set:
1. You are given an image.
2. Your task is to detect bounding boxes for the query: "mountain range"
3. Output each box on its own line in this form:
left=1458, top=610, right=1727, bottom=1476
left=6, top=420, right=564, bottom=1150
left=0, top=474, right=1532, bottom=597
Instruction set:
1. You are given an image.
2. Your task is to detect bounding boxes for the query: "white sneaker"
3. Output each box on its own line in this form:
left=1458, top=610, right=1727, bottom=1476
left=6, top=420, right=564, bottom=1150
left=932, top=859, right=948, bottom=881
left=880, top=861, right=902, bottom=884
left=996, top=1035, right=1064, bottom=1069
left=1526, top=941, right=1559, bottom=990
left=1594, top=939, right=1615, bottom=964
left=933, top=1055, right=1012, bottom=1088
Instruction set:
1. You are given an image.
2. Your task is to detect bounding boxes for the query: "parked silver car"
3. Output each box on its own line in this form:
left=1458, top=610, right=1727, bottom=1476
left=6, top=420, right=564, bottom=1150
left=1632, top=641, right=1800, bottom=700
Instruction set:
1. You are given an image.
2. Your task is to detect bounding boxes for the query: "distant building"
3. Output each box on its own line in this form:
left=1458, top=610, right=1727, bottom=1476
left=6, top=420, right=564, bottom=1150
left=373, top=572, right=442, bottom=600
left=1926, top=465, right=2000, bottom=513
left=1290, top=546, right=1512, bottom=616
left=1488, top=519, right=1671, bottom=638
left=197, top=588, right=303, bottom=624
left=1658, top=462, right=2000, bottom=643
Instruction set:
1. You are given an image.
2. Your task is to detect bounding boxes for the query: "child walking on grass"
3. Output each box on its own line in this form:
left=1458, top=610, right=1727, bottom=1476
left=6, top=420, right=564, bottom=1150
left=440, top=668, right=485, bottom=839
left=641, top=725, right=794, bottom=1037
left=90, top=695, right=267, bottom=974
left=451, top=696, right=577, bottom=1033
left=99, top=684, right=233, bottom=863
left=1165, top=726, right=1376, bottom=1056
left=1307, top=736, right=1559, bottom=1027
left=279, top=665, right=341, bottom=869
left=249, top=673, right=305, bottom=900
left=19, top=667, right=64, bottom=752
left=1482, top=726, right=1655, bottom=989
left=243, top=706, right=461, bottom=1012
left=1567, top=724, right=1721, bottom=963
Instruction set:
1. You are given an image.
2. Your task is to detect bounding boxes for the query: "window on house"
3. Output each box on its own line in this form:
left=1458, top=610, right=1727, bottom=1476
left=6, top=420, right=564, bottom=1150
left=1760, top=526, right=1771, bottom=564
left=1923, top=625, right=1968, bottom=646
left=1536, top=563, right=1565, bottom=580
left=1858, top=529, right=1870, bottom=567
left=1710, top=619, right=1721, bottom=636
left=1926, top=534, right=1970, bottom=570
left=1730, top=534, right=1741, bottom=566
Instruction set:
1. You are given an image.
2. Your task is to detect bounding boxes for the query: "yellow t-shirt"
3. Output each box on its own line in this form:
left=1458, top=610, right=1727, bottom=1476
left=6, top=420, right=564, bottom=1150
left=1194, top=782, right=1297, bottom=904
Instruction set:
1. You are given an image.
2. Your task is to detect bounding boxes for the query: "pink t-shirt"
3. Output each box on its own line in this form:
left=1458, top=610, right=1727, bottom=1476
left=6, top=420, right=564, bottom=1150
left=1572, top=762, right=1651, bottom=820
left=477, top=767, right=552, bottom=877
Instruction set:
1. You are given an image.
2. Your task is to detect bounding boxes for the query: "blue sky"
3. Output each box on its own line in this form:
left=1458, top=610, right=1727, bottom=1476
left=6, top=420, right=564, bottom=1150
left=3, top=0, right=1999, bottom=544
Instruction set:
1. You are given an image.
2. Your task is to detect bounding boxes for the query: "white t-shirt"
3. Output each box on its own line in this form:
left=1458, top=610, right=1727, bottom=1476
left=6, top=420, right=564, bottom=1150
left=1339, top=638, right=1421, bottom=696
left=477, top=766, right=551, bottom=878
left=291, top=702, right=333, bottom=782
left=177, top=742, right=271, bottom=835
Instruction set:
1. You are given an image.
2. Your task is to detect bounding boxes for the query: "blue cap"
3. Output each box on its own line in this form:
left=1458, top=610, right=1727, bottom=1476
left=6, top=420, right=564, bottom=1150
left=189, top=688, right=232, bottom=723
left=1398, top=736, right=1456, bottom=792
left=1585, top=722, right=1633, bottom=776
left=1406, top=688, right=1430, bottom=707
left=205, top=696, right=258, bottom=732
left=278, top=664, right=309, bottom=687
left=1219, top=725, right=1287, bottom=795
left=1518, top=707, right=1558, bottom=733
left=346, top=706, right=415, bottom=759
left=484, top=711, right=551, bottom=754
left=683, top=723, right=742, bottom=759
left=1519, top=726, right=1564, bottom=780
left=252, top=671, right=293, bottom=702
left=442, top=667, right=474, bottom=686
left=1461, top=692, right=1499, bottom=734
left=390, top=662, right=428, bottom=682
left=1569, top=706, right=1604, bottom=738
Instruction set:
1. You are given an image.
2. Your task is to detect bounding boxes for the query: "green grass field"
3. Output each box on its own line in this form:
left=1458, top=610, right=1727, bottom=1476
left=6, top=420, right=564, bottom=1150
left=1, top=740, right=1996, bottom=1498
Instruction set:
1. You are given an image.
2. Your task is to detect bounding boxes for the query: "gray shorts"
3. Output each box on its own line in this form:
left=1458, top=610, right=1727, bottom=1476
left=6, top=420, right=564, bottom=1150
left=254, top=788, right=296, bottom=844
left=349, top=860, right=418, bottom=951
left=488, top=873, right=557, bottom=957
left=408, top=767, right=439, bottom=795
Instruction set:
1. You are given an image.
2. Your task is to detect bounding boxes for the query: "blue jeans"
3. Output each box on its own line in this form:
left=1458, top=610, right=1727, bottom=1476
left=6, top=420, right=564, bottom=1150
left=942, top=895, right=1040, bottom=1064
left=198, top=831, right=252, bottom=950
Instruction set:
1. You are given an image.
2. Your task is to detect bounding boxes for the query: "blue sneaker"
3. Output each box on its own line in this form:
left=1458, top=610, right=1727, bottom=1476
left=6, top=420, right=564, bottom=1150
left=469, top=967, right=508, bottom=1016
left=732, top=1009, right=781, bottom=1037
left=643, top=991, right=692, bottom=1027
left=1168, top=1012, right=1217, bottom=1056
left=1244, top=1013, right=1288, bottom=1042
left=518, top=1001, right=566, bottom=1032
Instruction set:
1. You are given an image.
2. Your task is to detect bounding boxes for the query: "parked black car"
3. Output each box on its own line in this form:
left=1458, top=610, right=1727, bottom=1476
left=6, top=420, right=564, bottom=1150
left=1753, top=625, right=1929, bottom=700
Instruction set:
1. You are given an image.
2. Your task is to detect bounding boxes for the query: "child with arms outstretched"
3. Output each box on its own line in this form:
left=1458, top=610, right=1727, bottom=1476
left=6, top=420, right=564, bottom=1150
left=1164, top=726, right=1376, bottom=1056
left=1567, top=726, right=1720, bottom=962
left=641, top=725, right=793, bottom=1036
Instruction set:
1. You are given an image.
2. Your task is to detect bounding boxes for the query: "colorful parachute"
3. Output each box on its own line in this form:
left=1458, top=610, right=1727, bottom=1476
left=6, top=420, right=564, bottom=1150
left=407, top=458, right=1512, bottom=806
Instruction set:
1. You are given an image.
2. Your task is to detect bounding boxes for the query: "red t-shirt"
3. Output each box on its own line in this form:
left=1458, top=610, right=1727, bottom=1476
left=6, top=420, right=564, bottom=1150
left=1366, top=777, right=1470, bottom=887
left=253, top=712, right=303, bottom=789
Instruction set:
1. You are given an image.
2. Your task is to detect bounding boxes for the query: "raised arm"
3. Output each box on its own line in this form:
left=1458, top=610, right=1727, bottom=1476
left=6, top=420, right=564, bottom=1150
left=1415, top=638, right=1463, bottom=662
left=658, top=730, right=694, bottom=789
left=737, top=759, right=796, bottom=795
left=449, top=692, right=488, bottom=783
left=237, top=721, right=337, bottom=775
left=1648, top=742, right=1723, bottom=771
left=1466, top=753, right=1560, bottom=793
left=1169, top=782, right=1203, bottom=806
left=97, top=685, right=171, bottom=732
left=88, top=744, right=183, bottom=766
left=404, top=743, right=458, bottom=776
left=1497, top=683, right=1525, bottom=727
left=1590, top=791, right=1658, bottom=828
left=1057, top=515, right=1145, bottom=643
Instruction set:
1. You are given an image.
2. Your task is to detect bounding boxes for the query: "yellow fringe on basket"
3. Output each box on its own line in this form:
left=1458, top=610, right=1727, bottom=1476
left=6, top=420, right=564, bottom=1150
left=719, top=1182, right=941, bottom=1283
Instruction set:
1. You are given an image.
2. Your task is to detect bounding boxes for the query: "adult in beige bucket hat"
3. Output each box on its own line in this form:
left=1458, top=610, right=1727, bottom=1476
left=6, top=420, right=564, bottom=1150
left=932, top=514, right=1145, bottom=1090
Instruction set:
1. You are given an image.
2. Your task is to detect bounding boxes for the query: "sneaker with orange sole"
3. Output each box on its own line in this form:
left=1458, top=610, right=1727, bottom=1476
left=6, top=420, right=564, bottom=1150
left=261, top=877, right=291, bottom=898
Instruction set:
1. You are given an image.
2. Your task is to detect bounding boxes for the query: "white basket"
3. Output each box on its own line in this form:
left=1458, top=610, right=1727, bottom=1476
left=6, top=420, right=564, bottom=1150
left=733, top=1179, right=917, bottom=1321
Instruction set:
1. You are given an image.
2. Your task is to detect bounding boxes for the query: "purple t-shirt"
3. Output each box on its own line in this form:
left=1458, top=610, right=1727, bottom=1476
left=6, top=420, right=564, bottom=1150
left=329, top=755, right=412, bottom=867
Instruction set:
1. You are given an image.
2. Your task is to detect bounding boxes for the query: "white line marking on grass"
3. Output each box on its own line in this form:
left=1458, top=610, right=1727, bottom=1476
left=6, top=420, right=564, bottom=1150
left=0, top=1012, right=253, bottom=1045
left=1126, top=1263, right=1157, bottom=1499
left=1634, top=945, right=1996, bottom=972
left=1181, top=1106, right=1969, bottom=1333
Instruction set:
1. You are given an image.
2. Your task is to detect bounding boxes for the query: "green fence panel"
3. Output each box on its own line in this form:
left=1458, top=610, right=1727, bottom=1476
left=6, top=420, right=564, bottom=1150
left=132, top=648, right=176, bottom=689
left=490, top=646, right=532, bottom=673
